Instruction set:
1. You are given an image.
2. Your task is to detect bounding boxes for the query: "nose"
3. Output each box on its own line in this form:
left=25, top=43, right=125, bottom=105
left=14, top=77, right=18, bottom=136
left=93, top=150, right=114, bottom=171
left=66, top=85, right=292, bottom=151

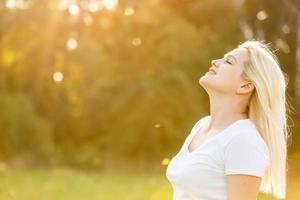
left=211, top=59, right=218, bottom=68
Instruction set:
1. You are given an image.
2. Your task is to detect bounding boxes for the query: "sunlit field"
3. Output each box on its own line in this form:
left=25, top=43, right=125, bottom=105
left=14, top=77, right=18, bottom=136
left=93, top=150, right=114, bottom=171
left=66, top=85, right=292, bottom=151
left=0, top=168, right=172, bottom=200
left=0, top=152, right=299, bottom=200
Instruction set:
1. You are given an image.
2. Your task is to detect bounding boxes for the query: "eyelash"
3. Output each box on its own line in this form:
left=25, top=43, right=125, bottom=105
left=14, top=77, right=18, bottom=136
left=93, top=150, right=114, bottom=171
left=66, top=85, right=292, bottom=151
left=225, top=60, right=231, bottom=64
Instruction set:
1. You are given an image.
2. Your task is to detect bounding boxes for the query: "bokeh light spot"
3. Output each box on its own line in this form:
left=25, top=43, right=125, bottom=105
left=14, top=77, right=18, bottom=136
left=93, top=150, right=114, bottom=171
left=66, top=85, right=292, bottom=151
left=5, top=0, right=17, bottom=9
left=124, top=7, right=134, bottom=16
left=161, top=158, right=170, bottom=166
left=102, top=0, right=118, bottom=11
left=257, top=10, right=268, bottom=21
left=68, top=3, right=80, bottom=16
left=67, top=38, right=78, bottom=50
left=275, top=38, right=290, bottom=54
left=132, top=37, right=142, bottom=47
left=53, top=71, right=64, bottom=83
left=154, top=123, right=161, bottom=128
left=88, top=1, right=103, bottom=12
left=281, top=24, right=290, bottom=34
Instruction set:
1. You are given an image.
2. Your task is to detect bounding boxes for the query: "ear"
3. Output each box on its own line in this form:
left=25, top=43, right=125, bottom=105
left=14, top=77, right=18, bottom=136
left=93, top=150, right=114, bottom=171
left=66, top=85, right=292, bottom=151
left=236, top=82, right=255, bottom=95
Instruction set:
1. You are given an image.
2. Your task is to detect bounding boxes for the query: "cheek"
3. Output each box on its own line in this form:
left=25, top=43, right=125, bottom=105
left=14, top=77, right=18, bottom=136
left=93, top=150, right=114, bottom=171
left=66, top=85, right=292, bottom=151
left=217, top=69, right=241, bottom=88
left=218, top=67, right=237, bottom=79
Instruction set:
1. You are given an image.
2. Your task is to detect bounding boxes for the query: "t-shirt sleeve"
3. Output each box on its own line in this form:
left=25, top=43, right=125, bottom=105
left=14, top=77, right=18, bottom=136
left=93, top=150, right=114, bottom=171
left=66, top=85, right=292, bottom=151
left=224, top=132, right=270, bottom=177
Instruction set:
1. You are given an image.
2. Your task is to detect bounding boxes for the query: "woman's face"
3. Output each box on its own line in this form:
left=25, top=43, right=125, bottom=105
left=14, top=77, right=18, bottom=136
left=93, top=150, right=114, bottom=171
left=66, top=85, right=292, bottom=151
left=199, top=47, right=250, bottom=95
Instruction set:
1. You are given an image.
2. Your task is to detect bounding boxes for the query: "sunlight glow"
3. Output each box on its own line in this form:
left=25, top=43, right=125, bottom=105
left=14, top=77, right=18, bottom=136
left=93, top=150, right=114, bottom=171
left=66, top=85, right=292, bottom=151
left=88, top=1, right=104, bottom=12
left=102, top=0, right=118, bottom=11
left=53, top=72, right=64, bottom=83
left=124, top=7, right=134, bottom=16
left=67, top=38, right=78, bottom=50
left=68, top=3, right=80, bottom=16
left=5, top=0, right=17, bottom=9
left=58, top=0, right=70, bottom=10
left=5, top=0, right=31, bottom=9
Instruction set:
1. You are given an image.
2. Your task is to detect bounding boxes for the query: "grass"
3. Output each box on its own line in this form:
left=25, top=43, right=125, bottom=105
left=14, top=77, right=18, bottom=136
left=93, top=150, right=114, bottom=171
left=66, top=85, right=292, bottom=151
left=0, top=167, right=172, bottom=200
left=0, top=152, right=299, bottom=200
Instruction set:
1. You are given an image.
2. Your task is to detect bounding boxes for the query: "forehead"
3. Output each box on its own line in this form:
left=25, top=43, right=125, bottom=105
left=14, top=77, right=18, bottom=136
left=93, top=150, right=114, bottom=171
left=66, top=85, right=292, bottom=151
left=224, top=47, right=249, bottom=64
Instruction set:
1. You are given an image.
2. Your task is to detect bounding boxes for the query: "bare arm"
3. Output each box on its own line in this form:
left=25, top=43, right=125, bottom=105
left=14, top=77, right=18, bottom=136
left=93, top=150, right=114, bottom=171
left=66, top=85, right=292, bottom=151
left=226, top=174, right=261, bottom=200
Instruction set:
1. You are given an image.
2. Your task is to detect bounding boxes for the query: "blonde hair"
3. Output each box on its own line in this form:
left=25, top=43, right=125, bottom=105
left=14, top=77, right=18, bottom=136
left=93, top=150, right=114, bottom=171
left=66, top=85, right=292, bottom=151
left=238, top=39, right=292, bottom=199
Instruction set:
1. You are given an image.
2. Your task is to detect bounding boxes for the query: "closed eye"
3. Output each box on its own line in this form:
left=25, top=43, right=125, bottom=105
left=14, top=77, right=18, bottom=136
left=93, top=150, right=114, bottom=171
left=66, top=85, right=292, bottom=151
left=225, top=60, right=232, bottom=64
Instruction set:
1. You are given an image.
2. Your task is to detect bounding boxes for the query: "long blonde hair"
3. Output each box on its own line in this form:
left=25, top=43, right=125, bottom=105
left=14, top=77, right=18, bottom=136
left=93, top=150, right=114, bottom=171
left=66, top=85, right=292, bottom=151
left=237, top=40, right=292, bottom=199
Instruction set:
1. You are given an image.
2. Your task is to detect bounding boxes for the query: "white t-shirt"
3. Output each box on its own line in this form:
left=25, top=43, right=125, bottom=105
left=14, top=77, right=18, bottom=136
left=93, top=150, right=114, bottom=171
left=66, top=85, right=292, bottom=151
left=166, top=115, right=270, bottom=200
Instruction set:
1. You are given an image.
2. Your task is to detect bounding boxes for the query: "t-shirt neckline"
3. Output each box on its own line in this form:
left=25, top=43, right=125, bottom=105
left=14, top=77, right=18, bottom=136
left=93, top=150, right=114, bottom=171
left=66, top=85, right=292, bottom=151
left=186, top=116, right=250, bottom=154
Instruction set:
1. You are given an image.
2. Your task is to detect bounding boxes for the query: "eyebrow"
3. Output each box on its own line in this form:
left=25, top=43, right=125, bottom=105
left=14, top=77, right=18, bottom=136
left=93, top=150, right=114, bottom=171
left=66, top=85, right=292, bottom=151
left=224, top=54, right=237, bottom=63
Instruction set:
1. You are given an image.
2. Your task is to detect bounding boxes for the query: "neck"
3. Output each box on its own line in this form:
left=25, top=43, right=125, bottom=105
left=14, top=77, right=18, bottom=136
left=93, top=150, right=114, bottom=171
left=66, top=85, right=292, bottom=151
left=207, top=94, right=249, bottom=130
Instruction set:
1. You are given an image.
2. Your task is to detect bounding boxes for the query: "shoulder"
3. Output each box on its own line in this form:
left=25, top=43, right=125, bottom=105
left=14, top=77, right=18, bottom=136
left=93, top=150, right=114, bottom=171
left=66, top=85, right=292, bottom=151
left=224, top=124, right=270, bottom=177
left=224, top=127, right=270, bottom=166
left=228, top=131, right=269, bottom=153
left=226, top=120, right=269, bottom=154
left=227, top=121, right=269, bottom=153
left=224, top=119, right=266, bottom=146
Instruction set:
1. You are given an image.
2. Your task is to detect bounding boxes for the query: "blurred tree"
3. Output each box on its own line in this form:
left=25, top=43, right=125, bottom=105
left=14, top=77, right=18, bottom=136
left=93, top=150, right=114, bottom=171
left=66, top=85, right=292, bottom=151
left=0, top=0, right=298, bottom=169
left=0, top=92, right=53, bottom=165
left=240, top=0, right=299, bottom=107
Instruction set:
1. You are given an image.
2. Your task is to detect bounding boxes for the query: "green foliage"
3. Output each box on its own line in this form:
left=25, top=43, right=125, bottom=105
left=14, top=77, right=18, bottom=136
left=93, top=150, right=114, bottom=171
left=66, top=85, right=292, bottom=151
left=0, top=0, right=298, bottom=169
left=0, top=92, right=53, bottom=163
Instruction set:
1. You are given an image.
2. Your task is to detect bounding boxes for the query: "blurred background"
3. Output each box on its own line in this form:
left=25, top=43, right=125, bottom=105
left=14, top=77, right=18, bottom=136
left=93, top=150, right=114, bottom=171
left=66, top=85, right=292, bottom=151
left=0, top=0, right=299, bottom=199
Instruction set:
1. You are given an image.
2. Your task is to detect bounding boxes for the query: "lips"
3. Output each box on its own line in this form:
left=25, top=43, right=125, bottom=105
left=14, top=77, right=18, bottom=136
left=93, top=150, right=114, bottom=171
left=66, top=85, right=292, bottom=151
left=208, top=67, right=217, bottom=75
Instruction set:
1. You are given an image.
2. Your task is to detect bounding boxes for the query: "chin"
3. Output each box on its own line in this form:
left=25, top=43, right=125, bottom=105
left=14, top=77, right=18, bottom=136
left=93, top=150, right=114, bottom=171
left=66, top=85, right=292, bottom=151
left=199, top=74, right=210, bottom=85
left=199, top=75, right=217, bottom=92
left=199, top=77, right=208, bottom=88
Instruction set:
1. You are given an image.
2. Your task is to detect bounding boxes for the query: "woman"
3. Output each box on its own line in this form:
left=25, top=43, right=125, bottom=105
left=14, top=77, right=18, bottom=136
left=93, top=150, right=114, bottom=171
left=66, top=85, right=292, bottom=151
left=166, top=40, right=290, bottom=200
